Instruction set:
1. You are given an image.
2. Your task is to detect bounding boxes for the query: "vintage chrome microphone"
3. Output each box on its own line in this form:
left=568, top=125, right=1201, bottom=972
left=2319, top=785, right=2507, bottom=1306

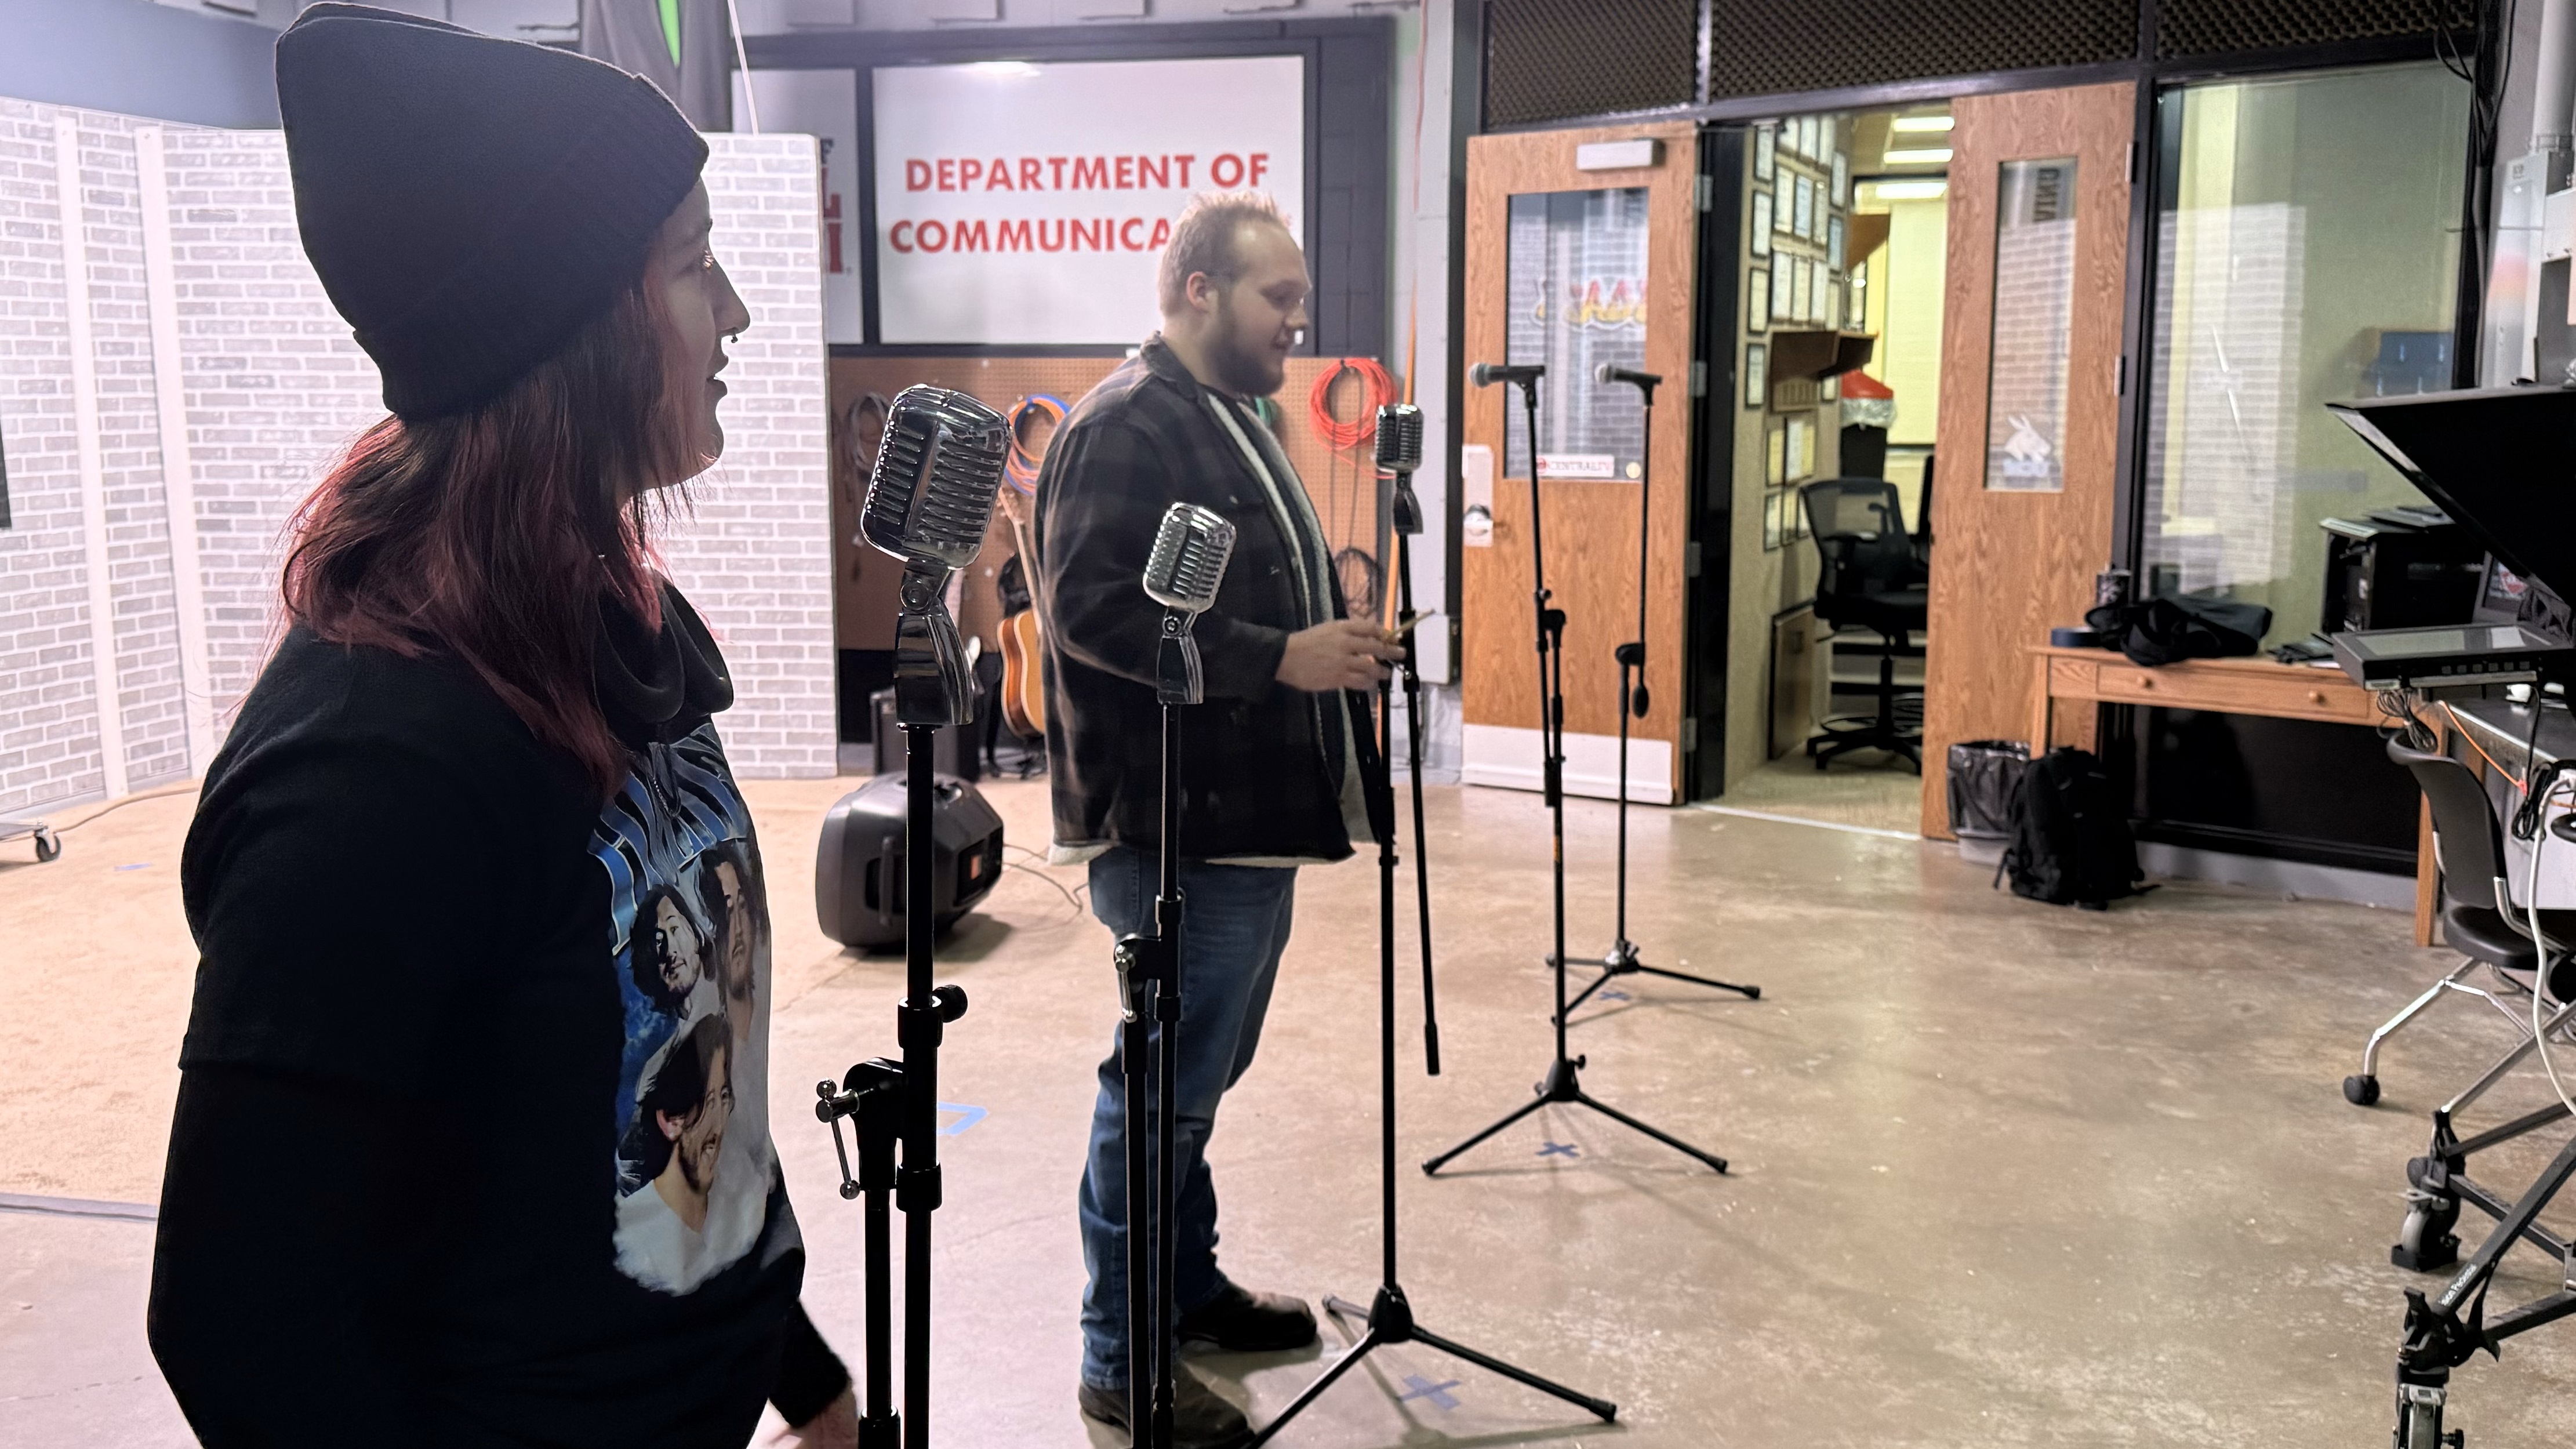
left=1249, top=405, right=1612, bottom=1446
left=1118, top=500, right=1235, bottom=1448
left=818, top=382, right=1008, bottom=1449
left=1143, top=500, right=1236, bottom=706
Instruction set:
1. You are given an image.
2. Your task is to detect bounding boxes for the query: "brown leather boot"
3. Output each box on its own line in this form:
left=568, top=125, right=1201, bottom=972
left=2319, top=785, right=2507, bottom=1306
left=1176, top=1281, right=1319, bottom=1352
left=1076, top=1367, right=1254, bottom=1449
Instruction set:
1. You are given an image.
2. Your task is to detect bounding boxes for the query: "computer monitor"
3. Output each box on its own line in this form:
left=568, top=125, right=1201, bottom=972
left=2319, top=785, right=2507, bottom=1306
left=2473, top=555, right=2528, bottom=626
left=2328, top=387, right=2576, bottom=611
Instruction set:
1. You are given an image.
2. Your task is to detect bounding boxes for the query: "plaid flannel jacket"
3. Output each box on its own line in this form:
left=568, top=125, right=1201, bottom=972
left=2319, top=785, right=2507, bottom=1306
left=1034, top=336, right=1383, bottom=862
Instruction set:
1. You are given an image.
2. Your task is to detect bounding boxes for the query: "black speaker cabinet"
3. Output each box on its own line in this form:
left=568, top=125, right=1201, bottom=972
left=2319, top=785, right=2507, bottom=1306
left=870, top=686, right=980, bottom=782
left=815, top=773, right=1005, bottom=949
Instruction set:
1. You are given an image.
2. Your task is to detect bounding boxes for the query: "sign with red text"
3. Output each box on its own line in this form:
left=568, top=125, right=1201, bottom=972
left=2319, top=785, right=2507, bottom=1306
left=872, top=56, right=1306, bottom=345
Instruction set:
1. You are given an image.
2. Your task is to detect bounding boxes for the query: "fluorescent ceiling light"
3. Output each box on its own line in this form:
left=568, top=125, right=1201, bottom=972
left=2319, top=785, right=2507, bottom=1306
left=1883, top=147, right=1954, bottom=165
left=1869, top=180, right=1949, bottom=199
left=1890, top=114, right=1954, bottom=133
left=970, top=61, right=1041, bottom=77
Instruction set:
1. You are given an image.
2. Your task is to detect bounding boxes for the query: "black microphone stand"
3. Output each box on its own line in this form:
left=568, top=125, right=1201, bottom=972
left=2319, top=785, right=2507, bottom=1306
left=816, top=561, right=975, bottom=1449
left=1425, top=373, right=1729, bottom=1176
left=1250, top=440, right=1612, bottom=1446
left=1110, top=600, right=1217, bottom=1448
left=1556, top=371, right=1758, bottom=1023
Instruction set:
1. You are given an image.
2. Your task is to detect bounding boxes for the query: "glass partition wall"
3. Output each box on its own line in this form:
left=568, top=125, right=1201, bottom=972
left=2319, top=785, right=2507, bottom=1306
left=2137, top=63, right=2471, bottom=649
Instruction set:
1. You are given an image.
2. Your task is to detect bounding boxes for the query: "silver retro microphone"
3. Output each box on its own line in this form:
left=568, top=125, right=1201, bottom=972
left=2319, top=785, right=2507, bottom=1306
left=1375, top=403, right=1424, bottom=536
left=1142, top=501, right=1237, bottom=705
left=861, top=384, right=1011, bottom=725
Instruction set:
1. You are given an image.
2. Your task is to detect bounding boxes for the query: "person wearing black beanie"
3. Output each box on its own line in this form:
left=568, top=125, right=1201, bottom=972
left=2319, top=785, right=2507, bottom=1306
left=147, top=8, right=858, bottom=1447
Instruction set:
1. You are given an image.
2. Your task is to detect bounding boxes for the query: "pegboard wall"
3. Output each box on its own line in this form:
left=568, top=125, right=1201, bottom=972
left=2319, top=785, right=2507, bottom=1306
left=828, top=354, right=1400, bottom=653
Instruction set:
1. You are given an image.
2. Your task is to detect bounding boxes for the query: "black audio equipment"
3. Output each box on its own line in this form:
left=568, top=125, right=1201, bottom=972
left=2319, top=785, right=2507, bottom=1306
left=815, top=383, right=1008, bottom=1449
left=1249, top=404, right=1612, bottom=1445
left=813, top=773, right=1004, bottom=949
left=2319, top=510, right=2485, bottom=635
left=1426, top=365, right=1730, bottom=1178
left=1554, top=367, right=1760, bottom=1022
left=1117, top=501, right=1236, bottom=1449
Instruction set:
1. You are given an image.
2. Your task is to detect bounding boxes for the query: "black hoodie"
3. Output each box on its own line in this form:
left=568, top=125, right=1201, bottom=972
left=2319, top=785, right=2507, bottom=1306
left=150, top=586, right=847, bottom=1447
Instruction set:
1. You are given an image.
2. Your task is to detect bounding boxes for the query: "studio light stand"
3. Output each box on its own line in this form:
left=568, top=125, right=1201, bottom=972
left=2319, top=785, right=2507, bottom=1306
left=814, top=386, right=1007, bottom=1449
left=1555, top=365, right=1758, bottom=1024
left=1425, top=366, right=1729, bottom=1176
left=1251, top=407, right=1613, bottom=1446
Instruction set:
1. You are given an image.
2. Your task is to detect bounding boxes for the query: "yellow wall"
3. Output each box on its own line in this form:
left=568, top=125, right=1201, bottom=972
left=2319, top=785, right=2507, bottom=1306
left=1858, top=194, right=1946, bottom=446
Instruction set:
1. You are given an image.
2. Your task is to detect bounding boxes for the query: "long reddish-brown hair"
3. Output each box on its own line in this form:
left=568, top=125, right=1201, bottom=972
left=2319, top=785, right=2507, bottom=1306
left=282, top=277, right=700, bottom=798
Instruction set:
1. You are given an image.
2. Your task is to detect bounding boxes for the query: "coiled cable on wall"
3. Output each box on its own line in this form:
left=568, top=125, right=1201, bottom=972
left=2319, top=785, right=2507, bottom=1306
left=1003, top=393, right=1067, bottom=496
left=1306, top=357, right=1395, bottom=452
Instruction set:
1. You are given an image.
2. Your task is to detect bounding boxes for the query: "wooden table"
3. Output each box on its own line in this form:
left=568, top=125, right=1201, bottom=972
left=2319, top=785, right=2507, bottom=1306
left=2027, top=645, right=2438, bottom=944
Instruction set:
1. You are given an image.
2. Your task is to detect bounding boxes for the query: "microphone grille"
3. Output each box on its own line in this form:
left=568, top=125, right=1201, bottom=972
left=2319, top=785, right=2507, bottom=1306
left=862, top=384, right=1010, bottom=570
left=1373, top=404, right=1423, bottom=473
left=1144, top=502, right=1237, bottom=613
left=1594, top=362, right=1615, bottom=386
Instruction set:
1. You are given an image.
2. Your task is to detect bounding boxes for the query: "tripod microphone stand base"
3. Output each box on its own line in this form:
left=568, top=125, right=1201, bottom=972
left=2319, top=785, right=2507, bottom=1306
left=1423, top=1056, right=1728, bottom=1175
left=1247, top=1284, right=1616, bottom=1446
left=1551, top=942, right=1760, bottom=1025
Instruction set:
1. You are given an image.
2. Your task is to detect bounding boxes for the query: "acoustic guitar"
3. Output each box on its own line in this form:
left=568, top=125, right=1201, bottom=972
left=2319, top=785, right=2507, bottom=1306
left=996, top=486, right=1047, bottom=740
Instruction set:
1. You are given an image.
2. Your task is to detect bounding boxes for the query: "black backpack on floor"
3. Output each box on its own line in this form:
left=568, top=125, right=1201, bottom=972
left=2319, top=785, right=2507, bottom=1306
left=1996, top=747, right=2148, bottom=910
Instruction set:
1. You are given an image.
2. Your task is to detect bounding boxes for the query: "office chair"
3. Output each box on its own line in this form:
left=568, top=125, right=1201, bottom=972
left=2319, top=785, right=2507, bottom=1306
left=2355, top=736, right=2576, bottom=1104
left=2368, top=735, right=2576, bottom=1268
left=1801, top=477, right=1928, bottom=771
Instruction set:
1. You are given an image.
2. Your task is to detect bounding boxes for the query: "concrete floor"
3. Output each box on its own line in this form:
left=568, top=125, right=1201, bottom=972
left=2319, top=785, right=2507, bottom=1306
left=1710, top=754, right=1922, bottom=836
left=8, top=776, right=2576, bottom=1446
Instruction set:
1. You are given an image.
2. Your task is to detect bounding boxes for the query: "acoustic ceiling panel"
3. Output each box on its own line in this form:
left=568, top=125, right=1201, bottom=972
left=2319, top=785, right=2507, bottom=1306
left=2157, top=0, right=2461, bottom=59
left=1484, top=0, right=1700, bottom=128
left=1705, top=0, right=2136, bottom=100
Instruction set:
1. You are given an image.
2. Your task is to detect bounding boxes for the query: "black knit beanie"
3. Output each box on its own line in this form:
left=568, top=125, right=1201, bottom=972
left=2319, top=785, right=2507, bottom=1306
left=275, top=4, right=710, bottom=422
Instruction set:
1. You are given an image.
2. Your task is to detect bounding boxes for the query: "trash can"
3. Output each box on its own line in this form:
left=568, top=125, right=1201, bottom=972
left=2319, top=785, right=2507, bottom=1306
left=1947, top=739, right=2029, bottom=866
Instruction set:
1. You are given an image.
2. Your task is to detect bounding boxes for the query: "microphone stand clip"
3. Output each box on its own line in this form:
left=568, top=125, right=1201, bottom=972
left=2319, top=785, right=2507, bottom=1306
left=892, top=562, right=975, bottom=728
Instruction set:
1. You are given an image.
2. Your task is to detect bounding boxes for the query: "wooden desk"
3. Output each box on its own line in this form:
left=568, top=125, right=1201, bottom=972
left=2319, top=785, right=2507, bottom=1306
left=2027, top=645, right=2438, bottom=944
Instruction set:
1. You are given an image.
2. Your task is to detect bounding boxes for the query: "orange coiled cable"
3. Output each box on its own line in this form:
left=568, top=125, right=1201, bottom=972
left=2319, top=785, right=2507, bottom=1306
left=1002, top=393, right=1068, bottom=495
left=1306, top=358, right=1394, bottom=452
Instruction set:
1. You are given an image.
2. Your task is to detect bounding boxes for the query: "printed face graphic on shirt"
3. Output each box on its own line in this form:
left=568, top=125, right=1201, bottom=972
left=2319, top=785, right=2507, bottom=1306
left=594, top=724, right=775, bottom=1295
left=712, top=855, right=755, bottom=1012
left=644, top=1015, right=731, bottom=1233
left=640, top=889, right=706, bottom=1010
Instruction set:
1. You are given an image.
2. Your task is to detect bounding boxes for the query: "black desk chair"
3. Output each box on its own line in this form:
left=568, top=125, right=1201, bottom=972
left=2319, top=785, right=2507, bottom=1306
left=2358, top=736, right=2576, bottom=1105
left=2367, top=735, right=2576, bottom=1268
left=1801, top=477, right=1927, bottom=771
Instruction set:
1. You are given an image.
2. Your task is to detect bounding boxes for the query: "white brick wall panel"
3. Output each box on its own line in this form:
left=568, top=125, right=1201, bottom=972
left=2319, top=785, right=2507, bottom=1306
left=1, top=109, right=836, bottom=813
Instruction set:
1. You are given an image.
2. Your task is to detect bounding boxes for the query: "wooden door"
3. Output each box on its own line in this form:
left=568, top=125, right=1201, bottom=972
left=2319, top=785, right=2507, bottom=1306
left=1919, top=83, right=2135, bottom=836
left=1459, top=121, right=1700, bottom=805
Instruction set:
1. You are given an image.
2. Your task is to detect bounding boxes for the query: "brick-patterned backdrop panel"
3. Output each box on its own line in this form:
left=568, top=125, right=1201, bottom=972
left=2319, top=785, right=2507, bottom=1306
left=669, top=133, right=834, bottom=779
left=0, top=103, right=834, bottom=816
left=154, top=126, right=384, bottom=759
left=0, top=100, right=194, bottom=818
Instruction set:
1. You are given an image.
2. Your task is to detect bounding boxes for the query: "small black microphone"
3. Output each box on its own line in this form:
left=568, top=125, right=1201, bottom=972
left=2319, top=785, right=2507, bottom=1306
left=1469, top=361, right=1544, bottom=388
left=1594, top=364, right=1663, bottom=390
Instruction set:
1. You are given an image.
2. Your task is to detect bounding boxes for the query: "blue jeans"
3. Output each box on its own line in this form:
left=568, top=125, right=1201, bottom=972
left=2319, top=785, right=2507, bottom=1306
left=1077, top=845, right=1298, bottom=1390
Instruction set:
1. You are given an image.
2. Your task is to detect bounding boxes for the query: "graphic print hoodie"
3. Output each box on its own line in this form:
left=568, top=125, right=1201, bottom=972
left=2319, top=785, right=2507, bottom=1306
left=154, top=585, right=845, bottom=1446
